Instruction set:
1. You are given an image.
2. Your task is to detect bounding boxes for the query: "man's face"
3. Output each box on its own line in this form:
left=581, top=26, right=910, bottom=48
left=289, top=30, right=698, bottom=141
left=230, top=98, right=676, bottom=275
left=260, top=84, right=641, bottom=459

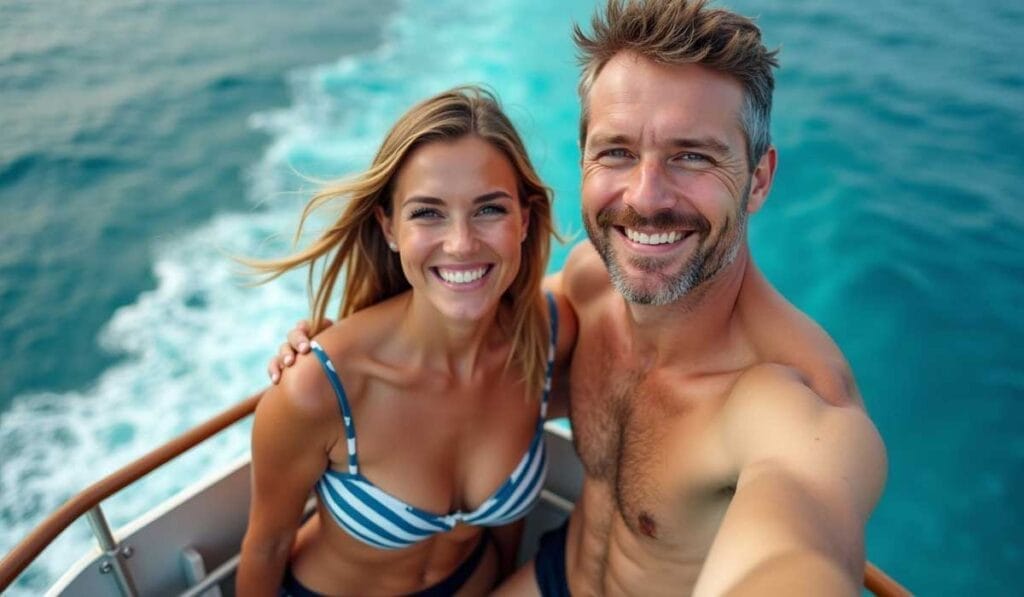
left=581, top=53, right=771, bottom=305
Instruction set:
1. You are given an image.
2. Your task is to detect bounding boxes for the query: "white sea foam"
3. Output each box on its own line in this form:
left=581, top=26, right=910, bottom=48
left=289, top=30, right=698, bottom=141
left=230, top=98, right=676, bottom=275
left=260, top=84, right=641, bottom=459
left=0, top=0, right=584, bottom=592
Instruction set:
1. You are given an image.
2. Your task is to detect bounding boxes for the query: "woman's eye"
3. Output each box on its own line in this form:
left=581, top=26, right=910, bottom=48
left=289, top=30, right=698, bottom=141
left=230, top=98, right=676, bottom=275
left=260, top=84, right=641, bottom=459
left=477, top=204, right=508, bottom=216
left=408, top=207, right=441, bottom=219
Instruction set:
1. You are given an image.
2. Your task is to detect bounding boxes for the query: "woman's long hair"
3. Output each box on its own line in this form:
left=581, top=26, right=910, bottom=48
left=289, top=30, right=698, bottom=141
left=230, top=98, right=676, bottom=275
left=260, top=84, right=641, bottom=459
left=249, top=86, right=557, bottom=399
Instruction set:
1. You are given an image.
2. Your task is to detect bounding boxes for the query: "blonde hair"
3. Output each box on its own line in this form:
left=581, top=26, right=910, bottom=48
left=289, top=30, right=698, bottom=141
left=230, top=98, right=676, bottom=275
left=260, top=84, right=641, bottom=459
left=574, top=0, right=780, bottom=168
left=250, top=86, right=556, bottom=398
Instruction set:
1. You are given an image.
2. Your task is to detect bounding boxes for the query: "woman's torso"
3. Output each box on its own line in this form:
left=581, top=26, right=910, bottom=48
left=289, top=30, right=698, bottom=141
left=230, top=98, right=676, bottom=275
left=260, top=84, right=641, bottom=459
left=288, top=292, right=554, bottom=594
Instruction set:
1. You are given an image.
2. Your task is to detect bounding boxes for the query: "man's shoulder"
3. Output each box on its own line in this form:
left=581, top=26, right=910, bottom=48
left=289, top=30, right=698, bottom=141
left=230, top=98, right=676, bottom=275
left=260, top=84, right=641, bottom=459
left=725, top=363, right=840, bottom=422
left=562, top=240, right=613, bottom=308
left=722, top=363, right=866, bottom=432
left=719, top=363, right=886, bottom=494
left=739, top=268, right=862, bottom=407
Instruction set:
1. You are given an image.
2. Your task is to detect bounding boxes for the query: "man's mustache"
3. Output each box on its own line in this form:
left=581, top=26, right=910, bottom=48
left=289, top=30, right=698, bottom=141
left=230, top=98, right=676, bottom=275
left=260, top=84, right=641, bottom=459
left=595, top=206, right=710, bottom=233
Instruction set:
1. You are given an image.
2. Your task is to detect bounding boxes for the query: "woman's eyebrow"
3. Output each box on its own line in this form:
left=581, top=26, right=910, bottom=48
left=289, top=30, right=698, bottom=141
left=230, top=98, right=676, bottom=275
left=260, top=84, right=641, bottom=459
left=403, top=191, right=513, bottom=207
left=403, top=195, right=444, bottom=207
left=474, top=191, right=513, bottom=204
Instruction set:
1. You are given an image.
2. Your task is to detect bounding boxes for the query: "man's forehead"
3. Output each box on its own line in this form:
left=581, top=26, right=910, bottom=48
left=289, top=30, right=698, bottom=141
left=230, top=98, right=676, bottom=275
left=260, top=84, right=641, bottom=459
left=586, top=54, right=746, bottom=147
left=591, top=52, right=744, bottom=96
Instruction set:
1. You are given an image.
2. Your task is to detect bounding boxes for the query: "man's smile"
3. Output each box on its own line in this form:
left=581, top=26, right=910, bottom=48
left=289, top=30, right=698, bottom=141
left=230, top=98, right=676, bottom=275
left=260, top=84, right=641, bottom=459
left=622, top=228, right=687, bottom=246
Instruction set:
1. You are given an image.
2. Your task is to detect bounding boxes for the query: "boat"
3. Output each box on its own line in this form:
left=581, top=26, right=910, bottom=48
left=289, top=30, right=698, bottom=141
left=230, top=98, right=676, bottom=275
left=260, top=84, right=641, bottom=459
left=0, top=393, right=910, bottom=596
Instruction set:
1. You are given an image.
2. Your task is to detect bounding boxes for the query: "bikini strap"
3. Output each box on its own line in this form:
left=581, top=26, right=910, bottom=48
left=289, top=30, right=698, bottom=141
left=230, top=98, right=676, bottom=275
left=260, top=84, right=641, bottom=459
left=309, top=341, right=359, bottom=474
left=540, top=292, right=559, bottom=419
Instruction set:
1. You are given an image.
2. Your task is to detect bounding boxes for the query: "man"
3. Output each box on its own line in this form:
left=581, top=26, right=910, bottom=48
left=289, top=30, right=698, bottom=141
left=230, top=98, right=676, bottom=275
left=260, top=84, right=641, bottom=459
left=270, top=1, right=886, bottom=594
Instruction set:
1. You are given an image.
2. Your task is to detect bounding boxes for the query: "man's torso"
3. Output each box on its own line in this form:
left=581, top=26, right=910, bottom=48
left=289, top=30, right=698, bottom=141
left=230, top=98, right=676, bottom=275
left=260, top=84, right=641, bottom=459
left=561, top=243, right=856, bottom=596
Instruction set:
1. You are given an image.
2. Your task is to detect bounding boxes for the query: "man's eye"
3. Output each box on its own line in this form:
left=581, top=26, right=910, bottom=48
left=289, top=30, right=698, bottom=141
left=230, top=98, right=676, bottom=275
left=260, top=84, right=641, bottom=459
left=599, top=148, right=632, bottom=160
left=591, top=148, right=634, bottom=167
left=675, top=152, right=713, bottom=165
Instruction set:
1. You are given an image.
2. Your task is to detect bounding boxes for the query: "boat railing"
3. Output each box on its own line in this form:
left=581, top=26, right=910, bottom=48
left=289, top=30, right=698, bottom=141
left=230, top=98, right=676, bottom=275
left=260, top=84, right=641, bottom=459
left=0, top=393, right=263, bottom=594
left=0, top=392, right=910, bottom=596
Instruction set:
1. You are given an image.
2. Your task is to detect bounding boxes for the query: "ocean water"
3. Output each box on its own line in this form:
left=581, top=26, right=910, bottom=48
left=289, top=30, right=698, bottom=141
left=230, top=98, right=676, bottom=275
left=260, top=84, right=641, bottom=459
left=1, top=0, right=1021, bottom=594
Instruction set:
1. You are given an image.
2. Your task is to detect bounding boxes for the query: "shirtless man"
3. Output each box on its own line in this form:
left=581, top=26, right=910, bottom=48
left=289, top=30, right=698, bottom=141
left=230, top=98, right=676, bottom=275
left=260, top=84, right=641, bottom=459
left=270, top=1, right=886, bottom=594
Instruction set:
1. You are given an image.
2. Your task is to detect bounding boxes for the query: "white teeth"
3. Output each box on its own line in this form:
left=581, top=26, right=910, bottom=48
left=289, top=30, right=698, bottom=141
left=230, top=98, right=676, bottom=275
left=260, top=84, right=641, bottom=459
left=437, top=266, right=488, bottom=284
left=625, top=228, right=684, bottom=245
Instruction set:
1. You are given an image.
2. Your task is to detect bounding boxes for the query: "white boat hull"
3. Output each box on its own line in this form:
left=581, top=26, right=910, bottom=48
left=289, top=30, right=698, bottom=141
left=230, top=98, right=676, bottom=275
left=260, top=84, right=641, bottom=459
left=49, top=422, right=583, bottom=596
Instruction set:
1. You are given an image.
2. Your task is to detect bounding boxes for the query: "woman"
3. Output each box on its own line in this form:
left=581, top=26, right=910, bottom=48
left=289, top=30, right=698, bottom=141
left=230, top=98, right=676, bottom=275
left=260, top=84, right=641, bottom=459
left=238, top=87, right=575, bottom=596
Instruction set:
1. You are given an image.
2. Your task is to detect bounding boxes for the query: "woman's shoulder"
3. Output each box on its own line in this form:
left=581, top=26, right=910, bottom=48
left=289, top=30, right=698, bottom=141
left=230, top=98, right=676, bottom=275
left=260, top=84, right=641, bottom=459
left=270, top=349, right=343, bottom=422
left=295, top=296, right=407, bottom=401
left=311, top=297, right=400, bottom=363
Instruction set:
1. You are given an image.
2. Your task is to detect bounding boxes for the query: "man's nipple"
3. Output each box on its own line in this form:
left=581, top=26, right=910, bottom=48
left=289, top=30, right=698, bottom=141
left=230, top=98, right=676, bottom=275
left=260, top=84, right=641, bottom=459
left=638, top=512, right=657, bottom=538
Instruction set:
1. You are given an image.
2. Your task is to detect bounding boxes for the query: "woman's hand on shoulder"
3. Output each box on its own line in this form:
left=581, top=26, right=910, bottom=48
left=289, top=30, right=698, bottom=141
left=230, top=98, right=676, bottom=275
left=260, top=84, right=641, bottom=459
left=267, top=317, right=334, bottom=384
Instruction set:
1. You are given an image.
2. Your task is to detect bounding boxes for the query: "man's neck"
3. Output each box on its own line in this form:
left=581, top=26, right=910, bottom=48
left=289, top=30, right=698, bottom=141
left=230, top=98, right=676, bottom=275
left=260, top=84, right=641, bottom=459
left=624, top=246, right=752, bottom=368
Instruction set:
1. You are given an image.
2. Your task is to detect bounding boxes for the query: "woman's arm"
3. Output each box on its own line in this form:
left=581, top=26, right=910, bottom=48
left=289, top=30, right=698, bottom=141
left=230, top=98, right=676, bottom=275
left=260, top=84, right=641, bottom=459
left=237, top=364, right=337, bottom=596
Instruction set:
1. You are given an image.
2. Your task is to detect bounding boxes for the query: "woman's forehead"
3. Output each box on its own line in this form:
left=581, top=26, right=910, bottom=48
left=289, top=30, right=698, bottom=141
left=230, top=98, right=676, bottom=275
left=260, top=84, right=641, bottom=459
left=393, top=137, right=518, bottom=201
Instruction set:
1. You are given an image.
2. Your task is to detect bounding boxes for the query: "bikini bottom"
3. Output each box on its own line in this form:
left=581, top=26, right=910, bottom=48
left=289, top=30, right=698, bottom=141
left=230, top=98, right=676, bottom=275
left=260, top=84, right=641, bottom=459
left=279, top=530, right=490, bottom=597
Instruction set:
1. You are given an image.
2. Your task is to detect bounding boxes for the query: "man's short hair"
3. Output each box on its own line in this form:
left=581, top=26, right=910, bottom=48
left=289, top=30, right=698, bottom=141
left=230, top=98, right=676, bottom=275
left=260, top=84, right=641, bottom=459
left=574, top=0, right=780, bottom=169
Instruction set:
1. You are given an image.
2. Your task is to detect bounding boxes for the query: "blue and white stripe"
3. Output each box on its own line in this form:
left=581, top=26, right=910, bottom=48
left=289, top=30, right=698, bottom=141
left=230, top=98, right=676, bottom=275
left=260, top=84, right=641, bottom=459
left=308, top=294, right=559, bottom=550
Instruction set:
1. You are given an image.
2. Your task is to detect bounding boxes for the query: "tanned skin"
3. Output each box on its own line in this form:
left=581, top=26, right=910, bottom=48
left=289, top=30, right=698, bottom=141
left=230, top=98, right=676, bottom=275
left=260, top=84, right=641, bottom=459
left=241, top=137, right=578, bottom=595
left=494, top=54, right=886, bottom=596
left=272, top=54, right=886, bottom=597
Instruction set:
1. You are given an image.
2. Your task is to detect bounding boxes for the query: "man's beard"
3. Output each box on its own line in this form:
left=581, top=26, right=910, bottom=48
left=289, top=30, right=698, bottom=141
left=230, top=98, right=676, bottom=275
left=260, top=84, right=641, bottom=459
left=583, top=192, right=749, bottom=306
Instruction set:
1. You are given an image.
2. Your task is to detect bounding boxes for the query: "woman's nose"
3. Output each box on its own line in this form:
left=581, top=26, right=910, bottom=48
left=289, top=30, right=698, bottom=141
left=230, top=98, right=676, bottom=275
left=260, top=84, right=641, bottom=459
left=443, top=219, right=477, bottom=256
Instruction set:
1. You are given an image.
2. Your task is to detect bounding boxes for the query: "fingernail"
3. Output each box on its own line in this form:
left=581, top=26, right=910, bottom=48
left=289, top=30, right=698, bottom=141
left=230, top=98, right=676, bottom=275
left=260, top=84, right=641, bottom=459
left=284, top=354, right=294, bottom=365
left=298, top=342, right=309, bottom=353
left=272, top=372, right=280, bottom=383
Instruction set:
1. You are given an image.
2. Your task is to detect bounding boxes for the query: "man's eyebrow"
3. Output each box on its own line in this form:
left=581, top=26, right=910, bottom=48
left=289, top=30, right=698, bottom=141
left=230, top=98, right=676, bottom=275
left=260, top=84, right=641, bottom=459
left=586, top=134, right=732, bottom=155
left=587, top=133, right=633, bottom=147
left=402, top=191, right=513, bottom=207
left=667, top=137, right=732, bottom=155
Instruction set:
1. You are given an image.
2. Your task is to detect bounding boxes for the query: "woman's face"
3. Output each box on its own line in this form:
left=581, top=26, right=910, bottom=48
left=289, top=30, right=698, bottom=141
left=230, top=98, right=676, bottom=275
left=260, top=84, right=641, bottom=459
left=379, top=135, right=530, bottom=322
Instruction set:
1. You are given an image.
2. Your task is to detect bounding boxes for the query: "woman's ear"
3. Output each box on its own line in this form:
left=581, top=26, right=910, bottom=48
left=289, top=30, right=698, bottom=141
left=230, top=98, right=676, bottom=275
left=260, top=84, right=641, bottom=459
left=375, top=205, right=398, bottom=251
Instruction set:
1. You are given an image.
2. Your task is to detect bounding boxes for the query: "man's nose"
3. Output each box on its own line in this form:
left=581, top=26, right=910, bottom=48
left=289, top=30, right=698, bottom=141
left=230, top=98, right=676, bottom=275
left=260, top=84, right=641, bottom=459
left=623, top=158, right=675, bottom=216
left=444, top=219, right=477, bottom=256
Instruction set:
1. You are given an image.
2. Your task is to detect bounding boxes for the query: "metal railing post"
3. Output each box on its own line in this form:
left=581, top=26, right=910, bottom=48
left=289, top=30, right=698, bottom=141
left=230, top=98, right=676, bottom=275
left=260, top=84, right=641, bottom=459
left=85, top=506, right=139, bottom=597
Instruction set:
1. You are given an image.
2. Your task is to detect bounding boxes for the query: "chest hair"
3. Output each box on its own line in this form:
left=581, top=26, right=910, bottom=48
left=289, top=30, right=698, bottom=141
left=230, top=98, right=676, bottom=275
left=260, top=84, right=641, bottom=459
left=571, top=336, right=736, bottom=540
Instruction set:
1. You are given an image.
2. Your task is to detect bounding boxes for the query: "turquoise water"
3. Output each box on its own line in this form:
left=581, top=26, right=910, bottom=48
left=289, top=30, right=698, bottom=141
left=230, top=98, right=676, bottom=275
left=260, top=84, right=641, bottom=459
left=1, top=0, right=1021, bottom=594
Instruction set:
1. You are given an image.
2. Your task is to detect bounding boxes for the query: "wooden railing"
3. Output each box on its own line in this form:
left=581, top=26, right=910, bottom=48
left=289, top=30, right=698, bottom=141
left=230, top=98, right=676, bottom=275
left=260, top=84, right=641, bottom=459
left=0, top=391, right=910, bottom=595
left=0, top=392, right=263, bottom=591
left=865, top=562, right=912, bottom=596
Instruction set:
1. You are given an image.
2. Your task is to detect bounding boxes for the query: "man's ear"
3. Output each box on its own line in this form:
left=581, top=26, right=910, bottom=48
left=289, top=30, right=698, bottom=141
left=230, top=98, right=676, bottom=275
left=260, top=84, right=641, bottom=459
left=746, top=146, right=777, bottom=214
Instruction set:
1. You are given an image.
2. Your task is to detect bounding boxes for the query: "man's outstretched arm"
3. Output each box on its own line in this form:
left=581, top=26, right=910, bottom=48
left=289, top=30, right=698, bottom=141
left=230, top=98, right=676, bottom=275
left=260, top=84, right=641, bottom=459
left=694, top=365, right=887, bottom=596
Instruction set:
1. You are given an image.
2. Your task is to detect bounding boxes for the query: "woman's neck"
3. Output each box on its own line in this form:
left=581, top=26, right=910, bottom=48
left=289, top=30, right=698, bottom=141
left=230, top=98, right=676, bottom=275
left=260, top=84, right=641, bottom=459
left=396, top=291, right=505, bottom=382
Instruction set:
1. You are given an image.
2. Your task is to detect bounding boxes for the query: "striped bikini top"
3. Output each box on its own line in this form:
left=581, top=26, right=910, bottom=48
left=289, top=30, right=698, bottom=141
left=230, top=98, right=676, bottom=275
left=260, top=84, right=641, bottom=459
left=309, top=294, right=558, bottom=550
